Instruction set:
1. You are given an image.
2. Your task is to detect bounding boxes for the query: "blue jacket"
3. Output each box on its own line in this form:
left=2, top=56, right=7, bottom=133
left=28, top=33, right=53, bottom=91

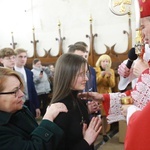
left=25, top=68, right=40, bottom=115
left=85, top=66, right=97, bottom=92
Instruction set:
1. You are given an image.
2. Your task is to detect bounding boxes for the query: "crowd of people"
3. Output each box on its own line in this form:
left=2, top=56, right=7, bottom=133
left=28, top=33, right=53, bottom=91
left=0, top=48, right=102, bottom=150
left=0, top=0, right=150, bottom=149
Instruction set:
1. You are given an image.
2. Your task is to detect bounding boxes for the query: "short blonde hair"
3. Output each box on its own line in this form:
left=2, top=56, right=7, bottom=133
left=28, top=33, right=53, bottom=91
left=14, top=48, right=27, bottom=55
left=0, top=48, right=16, bottom=58
left=95, top=54, right=112, bottom=68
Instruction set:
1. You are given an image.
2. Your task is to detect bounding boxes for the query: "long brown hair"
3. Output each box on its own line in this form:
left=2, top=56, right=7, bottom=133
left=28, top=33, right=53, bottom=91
left=51, top=53, right=88, bottom=103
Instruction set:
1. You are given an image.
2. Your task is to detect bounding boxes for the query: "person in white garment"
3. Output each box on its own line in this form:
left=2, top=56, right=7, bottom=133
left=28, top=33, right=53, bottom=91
left=118, top=44, right=150, bottom=91
left=78, top=0, right=150, bottom=149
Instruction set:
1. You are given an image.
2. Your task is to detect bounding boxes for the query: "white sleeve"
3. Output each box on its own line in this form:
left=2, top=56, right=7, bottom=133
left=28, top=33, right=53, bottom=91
left=143, top=44, right=150, bottom=62
left=118, top=60, right=137, bottom=90
left=118, top=76, right=130, bottom=90
left=126, top=105, right=141, bottom=125
left=118, top=60, right=130, bottom=90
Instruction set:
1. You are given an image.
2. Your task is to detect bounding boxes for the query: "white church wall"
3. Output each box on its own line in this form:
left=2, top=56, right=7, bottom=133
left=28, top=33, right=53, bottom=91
left=0, top=0, right=136, bottom=56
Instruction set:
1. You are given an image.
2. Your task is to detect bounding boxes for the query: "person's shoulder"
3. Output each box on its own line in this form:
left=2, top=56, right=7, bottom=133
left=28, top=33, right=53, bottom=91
left=25, top=68, right=33, bottom=74
left=24, top=67, right=29, bottom=71
left=89, top=65, right=97, bottom=71
left=89, top=65, right=93, bottom=68
left=56, top=96, right=74, bottom=110
left=16, top=71, right=24, bottom=77
left=94, top=66, right=100, bottom=72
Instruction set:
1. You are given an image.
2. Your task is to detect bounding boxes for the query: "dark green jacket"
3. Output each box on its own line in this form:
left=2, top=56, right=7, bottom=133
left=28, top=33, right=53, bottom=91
left=0, top=106, right=63, bottom=150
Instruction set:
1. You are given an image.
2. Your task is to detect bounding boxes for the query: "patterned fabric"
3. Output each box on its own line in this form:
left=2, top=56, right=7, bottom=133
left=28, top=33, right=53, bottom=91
left=107, top=68, right=150, bottom=124
left=132, top=70, right=150, bottom=108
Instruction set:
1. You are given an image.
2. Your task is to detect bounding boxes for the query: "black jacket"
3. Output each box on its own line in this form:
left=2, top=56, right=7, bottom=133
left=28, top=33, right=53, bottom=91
left=53, top=91, right=94, bottom=150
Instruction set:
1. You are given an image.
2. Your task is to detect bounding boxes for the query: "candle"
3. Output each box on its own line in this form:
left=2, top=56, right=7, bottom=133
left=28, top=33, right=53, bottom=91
left=58, top=20, right=61, bottom=28
left=32, top=27, right=35, bottom=33
left=89, top=14, right=92, bottom=22
left=134, top=0, right=140, bottom=29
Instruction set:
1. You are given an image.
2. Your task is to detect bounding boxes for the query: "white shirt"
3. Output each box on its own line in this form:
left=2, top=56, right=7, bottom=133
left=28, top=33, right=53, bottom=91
left=14, top=66, right=27, bottom=82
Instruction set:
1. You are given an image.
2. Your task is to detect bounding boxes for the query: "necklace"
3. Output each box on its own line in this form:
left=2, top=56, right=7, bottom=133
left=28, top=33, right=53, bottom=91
left=71, top=92, right=88, bottom=125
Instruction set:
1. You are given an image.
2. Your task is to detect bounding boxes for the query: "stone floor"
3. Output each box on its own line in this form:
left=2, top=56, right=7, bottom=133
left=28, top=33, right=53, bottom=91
left=94, top=133, right=124, bottom=150
left=94, top=122, right=124, bottom=150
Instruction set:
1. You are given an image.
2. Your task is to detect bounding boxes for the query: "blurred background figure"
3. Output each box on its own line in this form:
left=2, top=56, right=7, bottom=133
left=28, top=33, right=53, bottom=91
left=14, top=48, right=41, bottom=118
left=0, top=48, right=17, bottom=70
left=0, top=47, right=26, bottom=101
left=74, top=41, right=97, bottom=93
left=48, top=64, right=55, bottom=92
left=32, top=58, right=52, bottom=116
left=95, top=54, right=115, bottom=143
left=49, top=64, right=55, bottom=76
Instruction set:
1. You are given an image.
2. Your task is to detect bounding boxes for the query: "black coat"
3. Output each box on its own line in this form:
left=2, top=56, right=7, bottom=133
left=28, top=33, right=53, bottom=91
left=53, top=91, right=94, bottom=150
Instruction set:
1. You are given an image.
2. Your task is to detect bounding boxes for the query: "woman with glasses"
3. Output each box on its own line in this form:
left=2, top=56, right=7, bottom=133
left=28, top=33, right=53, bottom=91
left=0, top=47, right=27, bottom=101
left=0, top=67, right=68, bottom=150
left=50, top=53, right=101, bottom=150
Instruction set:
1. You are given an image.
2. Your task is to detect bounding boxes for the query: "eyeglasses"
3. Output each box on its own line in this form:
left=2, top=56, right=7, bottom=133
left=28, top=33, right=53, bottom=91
left=78, top=71, right=90, bottom=78
left=4, top=56, right=16, bottom=61
left=0, top=86, right=21, bottom=97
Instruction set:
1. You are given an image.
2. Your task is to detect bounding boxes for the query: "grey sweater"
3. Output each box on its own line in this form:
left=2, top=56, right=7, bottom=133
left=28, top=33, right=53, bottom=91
left=31, top=67, right=51, bottom=95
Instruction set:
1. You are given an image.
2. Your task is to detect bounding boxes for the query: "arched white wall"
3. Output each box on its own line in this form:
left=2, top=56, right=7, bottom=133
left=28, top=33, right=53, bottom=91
left=0, top=0, right=136, bottom=56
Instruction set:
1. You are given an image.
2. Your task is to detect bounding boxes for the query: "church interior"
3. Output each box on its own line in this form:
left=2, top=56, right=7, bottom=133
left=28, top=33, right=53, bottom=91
left=0, top=0, right=138, bottom=149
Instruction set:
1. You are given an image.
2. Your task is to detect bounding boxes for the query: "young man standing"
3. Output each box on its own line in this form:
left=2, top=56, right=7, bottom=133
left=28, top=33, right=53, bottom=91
left=14, top=48, right=41, bottom=118
left=0, top=47, right=26, bottom=101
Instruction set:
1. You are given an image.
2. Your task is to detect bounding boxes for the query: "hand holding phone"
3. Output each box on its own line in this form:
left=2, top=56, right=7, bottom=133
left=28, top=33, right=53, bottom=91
left=40, top=70, right=43, bottom=75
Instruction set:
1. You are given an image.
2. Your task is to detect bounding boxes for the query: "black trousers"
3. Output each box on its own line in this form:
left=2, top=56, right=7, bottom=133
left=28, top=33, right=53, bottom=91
left=38, top=93, right=50, bottom=116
